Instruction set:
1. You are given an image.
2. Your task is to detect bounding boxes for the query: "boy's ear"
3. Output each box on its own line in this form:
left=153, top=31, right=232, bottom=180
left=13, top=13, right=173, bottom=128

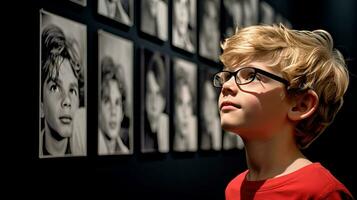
left=288, top=90, right=319, bottom=121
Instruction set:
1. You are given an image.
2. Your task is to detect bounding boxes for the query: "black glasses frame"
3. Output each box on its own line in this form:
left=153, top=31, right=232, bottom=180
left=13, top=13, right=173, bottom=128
left=213, top=67, right=290, bottom=88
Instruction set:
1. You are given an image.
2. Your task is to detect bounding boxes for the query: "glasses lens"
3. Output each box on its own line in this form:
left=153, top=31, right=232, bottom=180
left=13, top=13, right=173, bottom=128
left=213, top=72, right=229, bottom=87
left=237, top=68, right=256, bottom=84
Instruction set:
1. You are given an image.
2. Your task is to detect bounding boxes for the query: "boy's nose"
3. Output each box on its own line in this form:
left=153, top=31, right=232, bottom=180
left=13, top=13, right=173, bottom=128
left=221, top=76, right=238, bottom=96
left=61, top=93, right=72, bottom=108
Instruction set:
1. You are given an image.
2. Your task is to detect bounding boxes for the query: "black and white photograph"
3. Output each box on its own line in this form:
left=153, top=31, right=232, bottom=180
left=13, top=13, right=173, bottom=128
left=69, top=0, right=86, bottom=6
left=173, top=58, right=197, bottom=152
left=199, top=0, right=220, bottom=62
left=98, top=30, right=133, bottom=155
left=172, top=0, right=196, bottom=53
left=140, top=0, right=168, bottom=41
left=222, top=0, right=258, bottom=38
left=199, top=67, right=222, bottom=151
left=141, top=49, right=170, bottom=153
left=223, top=131, right=245, bottom=150
left=259, top=1, right=275, bottom=25
left=97, top=0, right=133, bottom=26
left=39, top=10, right=87, bottom=158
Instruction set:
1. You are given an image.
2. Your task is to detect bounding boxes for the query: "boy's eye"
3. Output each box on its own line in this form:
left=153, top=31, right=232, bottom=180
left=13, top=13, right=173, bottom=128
left=254, top=74, right=262, bottom=81
left=222, top=73, right=232, bottom=82
left=69, top=87, right=78, bottom=96
left=239, top=71, right=256, bottom=81
left=103, top=96, right=110, bottom=104
left=115, top=98, right=122, bottom=106
left=49, top=84, right=59, bottom=92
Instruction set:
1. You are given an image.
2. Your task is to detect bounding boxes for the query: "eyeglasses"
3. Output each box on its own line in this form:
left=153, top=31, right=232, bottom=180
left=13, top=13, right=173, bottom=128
left=213, top=67, right=290, bottom=88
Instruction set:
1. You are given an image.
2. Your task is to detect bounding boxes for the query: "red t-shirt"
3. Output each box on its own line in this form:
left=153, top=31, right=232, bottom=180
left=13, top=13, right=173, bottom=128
left=225, top=163, right=353, bottom=200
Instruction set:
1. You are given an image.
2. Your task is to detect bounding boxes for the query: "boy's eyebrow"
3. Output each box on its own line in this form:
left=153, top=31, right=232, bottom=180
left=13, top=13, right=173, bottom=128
left=46, top=77, right=79, bottom=89
left=46, top=77, right=60, bottom=85
left=70, top=82, right=79, bottom=89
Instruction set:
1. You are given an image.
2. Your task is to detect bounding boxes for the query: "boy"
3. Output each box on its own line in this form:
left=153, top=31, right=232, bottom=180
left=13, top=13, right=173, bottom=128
left=213, top=24, right=353, bottom=199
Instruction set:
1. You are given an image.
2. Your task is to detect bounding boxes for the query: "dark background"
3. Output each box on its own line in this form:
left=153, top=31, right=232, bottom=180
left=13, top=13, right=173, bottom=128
left=8, top=0, right=356, bottom=199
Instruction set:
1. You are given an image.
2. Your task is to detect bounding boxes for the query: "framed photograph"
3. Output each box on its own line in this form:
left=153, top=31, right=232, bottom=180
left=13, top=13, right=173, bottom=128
left=222, top=0, right=258, bottom=38
left=259, top=1, right=275, bottom=25
left=199, top=66, right=222, bottom=151
left=199, top=0, right=220, bottom=61
left=140, top=48, right=170, bottom=153
left=97, top=0, right=134, bottom=26
left=98, top=30, right=133, bottom=155
left=69, top=0, right=86, bottom=6
left=173, top=58, right=197, bottom=152
left=172, top=0, right=196, bottom=53
left=140, top=0, right=168, bottom=41
left=39, top=10, right=87, bottom=158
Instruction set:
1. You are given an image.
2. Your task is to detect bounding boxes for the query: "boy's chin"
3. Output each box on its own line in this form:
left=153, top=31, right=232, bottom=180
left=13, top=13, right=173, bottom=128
left=221, top=122, right=239, bottom=133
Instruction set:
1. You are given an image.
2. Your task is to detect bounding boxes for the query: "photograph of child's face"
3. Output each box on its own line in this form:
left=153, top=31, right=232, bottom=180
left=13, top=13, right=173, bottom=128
left=100, top=80, right=123, bottom=139
left=97, top=0, right=133, bottom=25
left=98, top=30, right=133, bottom=155
left=141, top=0, right=168, bottom=40
left=172, top=0, right=196, bottom=52
left=174, top=0, right=189, bottom=36
left=173, top=58, right=197, bottom=152
left=199, top=68, right=222, bottom=151
left=141, top=49, right=169, bottom=153
left=40, top=10, right=87, bottom=158
left=199, top=0, right=220, bottom=61
left=146, top=71, right=165, bottom=126
left=175, top=84, right=193, bottom=133
left=41, top=59, right=79, bottom=138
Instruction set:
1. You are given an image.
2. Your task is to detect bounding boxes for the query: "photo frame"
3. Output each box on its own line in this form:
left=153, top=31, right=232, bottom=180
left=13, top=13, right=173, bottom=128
left=140, top=0, right=168, bottom=41
left=97, top=0, right=134, bottom=26
left=198, top=0, right=220, bottom=62
left=171, top=0, right=197, bottom=53
left=173, top=57, right=197, bottom=152
left=39, top=10, right=87, bottom=158
left=140, top=48, right=170, bottom=153
left=98, top=30, right=134, bottom=155
left=199, top=66, right=222, bottom=151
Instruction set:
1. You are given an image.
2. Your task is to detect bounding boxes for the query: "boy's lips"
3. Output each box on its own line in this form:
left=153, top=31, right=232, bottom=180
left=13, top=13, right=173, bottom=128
left=220, top=101, right=242, bottom=110
left=59, top=115, right=72, bottom=124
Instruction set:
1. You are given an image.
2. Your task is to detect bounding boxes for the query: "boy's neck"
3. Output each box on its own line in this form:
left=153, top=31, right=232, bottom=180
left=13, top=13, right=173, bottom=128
left=244, top=129, right=312, bottom=181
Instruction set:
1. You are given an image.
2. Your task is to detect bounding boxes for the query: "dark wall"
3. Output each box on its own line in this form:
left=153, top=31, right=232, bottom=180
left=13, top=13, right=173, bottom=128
left=12, top=0, right=356, bottom=198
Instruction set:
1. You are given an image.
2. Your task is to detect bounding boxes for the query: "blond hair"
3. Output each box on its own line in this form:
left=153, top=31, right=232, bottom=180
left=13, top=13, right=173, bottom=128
left=220, top=24, right=349, bottom=149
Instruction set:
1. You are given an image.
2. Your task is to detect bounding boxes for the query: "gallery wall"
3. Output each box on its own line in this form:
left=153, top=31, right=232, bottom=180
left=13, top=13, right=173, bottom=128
left=13, top=0, right=356, bottom=198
